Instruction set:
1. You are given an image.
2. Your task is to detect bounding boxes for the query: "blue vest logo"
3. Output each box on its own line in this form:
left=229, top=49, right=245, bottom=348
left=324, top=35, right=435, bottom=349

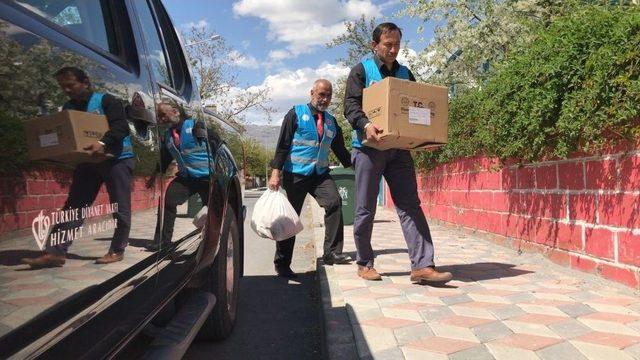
left=283, top=105, right=337, bottom=176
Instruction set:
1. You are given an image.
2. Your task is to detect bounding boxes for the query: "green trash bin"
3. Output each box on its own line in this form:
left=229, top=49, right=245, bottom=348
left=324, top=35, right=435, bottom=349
left=331, top=166, right=356, bottom=225
left=187, top=194, right=204, bottom=218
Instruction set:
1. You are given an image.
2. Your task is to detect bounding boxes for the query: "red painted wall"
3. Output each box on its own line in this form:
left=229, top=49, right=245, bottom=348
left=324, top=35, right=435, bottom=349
left=1, top=168, right=161, bottom=237
left=386, top=149, right=640, bottom=289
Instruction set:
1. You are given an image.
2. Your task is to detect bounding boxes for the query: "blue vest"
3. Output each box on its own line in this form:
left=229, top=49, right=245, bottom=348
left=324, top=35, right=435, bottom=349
left=165, top=119, right=210, bottom=178
left=65, top=92, right=134, bottom=159
left=352, top=58, right=410, bottom=148
left=283, top=105, right=337, bottom=176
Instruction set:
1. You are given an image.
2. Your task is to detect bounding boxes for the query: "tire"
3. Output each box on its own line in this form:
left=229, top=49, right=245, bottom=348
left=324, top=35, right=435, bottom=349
left=197, top=206, right=241, bottom=340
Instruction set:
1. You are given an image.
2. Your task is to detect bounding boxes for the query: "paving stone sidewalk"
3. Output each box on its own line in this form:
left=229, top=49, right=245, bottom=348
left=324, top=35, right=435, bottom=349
left=311, top=203, right=640, bottom=360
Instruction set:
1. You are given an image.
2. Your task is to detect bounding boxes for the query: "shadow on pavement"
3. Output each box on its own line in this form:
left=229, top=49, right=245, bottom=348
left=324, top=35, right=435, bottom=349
left=381, top=262, right=534, bottom=284
left=92, top=237, right=152, bottom=249
left=439, top=262, right=534, bottom=282
left=0, top=249, right=98, bottom=266
left=185, top=271, right=322, bottom=360
left=317, top=265, right=364, bottom=360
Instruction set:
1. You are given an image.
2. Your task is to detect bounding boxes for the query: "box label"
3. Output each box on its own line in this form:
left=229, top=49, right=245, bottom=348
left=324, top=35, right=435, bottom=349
left=400, top=96, right=427, bottom=114
left=39, top=132, right=59, bottom=147
left=408, top=106, right=430, bottom=126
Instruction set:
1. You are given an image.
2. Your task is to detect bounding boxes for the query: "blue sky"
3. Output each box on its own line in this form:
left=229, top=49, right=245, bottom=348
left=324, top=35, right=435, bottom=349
left=163, top=0, right=435, bottom=124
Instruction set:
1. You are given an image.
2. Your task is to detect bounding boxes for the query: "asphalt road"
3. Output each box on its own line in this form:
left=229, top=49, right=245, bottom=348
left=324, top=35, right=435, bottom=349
left=184, top=189, right=322, bottom=360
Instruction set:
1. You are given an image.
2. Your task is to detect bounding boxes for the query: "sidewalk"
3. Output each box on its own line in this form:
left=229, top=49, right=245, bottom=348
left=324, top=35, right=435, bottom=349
left=311, top=203, right=640, bottom=360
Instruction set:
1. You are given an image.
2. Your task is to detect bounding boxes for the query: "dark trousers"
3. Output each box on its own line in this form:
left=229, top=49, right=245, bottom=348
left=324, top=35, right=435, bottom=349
left=274, top=171, right=344, bottom=268
left=47, top=158, right=134, bottom=255
left=156, top=176, right=209, bottom=244
left=352, top=147, right=435, bottom=270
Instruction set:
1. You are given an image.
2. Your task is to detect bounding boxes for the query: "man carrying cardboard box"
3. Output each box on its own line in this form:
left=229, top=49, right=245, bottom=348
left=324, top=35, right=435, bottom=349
left=22, top=67, right=134, bottom=268
left=343, top=23, right=452, bottom=284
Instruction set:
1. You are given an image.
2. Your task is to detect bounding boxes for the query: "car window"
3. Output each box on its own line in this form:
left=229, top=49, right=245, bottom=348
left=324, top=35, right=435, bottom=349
left=133, top=0, right=173, bottom=89
left=11, top=0, right=119, bottom=56
left=151, top=0, right=191, bottom=97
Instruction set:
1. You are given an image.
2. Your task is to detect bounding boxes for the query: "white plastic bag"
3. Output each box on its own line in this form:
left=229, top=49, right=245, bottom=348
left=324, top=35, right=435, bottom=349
left=251, top=189, right=303, bottom=241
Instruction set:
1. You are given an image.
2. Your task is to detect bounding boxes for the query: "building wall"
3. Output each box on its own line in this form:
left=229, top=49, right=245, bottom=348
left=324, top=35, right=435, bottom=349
left=386, top=148, right=640, bottom=289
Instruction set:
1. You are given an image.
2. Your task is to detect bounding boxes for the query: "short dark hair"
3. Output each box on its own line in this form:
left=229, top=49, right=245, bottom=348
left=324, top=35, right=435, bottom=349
left=54, top=66, right=90, bottom=83
left=372, top=22, right=402, bottom=43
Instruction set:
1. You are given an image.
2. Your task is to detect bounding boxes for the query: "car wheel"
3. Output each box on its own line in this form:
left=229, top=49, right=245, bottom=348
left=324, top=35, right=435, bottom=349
left=197, top=206, right=240, bottom=340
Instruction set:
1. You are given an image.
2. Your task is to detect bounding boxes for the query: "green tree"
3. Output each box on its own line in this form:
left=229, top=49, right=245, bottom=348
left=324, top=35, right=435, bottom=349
left=326, top=15, right=378, bottom=68
left=240, top=137, right=272, bottom=177
left=328, top=77, right=353, bottom=166
left=402, top=0, right=581, bottom=90
left=414, top=4, right=640, bottom=168
left=325, top=16, right=380, bottom=162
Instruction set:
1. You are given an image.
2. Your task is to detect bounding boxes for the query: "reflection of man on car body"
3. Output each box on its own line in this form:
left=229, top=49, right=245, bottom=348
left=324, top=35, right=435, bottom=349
left=22, top=67, right=134, bottom=268
left=146, top=102, right=212, bottom=251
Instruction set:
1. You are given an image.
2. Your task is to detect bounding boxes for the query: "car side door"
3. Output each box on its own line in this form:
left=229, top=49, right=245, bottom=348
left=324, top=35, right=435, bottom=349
left=0, top=0, right=163, bottom=358
left=129, top=0, right=213, bottom=300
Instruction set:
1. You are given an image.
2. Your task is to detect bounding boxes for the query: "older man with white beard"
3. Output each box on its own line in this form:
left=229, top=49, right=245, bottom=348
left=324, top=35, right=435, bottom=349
left=268, top=79, right=352, bottom=278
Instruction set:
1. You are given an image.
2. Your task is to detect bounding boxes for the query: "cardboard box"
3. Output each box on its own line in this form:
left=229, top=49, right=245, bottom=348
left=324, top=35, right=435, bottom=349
left=362, top=77, right=448, bottom=151
left=23, top=110, right=111, bottom=164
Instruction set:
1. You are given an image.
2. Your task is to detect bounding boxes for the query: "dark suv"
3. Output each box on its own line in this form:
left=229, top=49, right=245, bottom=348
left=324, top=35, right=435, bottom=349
left=0, top=0, right=244, bottom=358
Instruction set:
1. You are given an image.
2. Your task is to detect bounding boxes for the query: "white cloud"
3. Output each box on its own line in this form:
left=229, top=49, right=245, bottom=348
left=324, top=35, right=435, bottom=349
left=181, top=19, right=209, bottom=30
left=233, top=0, right=382, bottom=56
left=343, top=0, right=381, bottom=19
left=379, top=0, right=401, bottom=11
left=237, top=62, right=350, bottom=124
left=268, top=49, right=291, bottom=61
left=229, top=50, right=260, bottom=69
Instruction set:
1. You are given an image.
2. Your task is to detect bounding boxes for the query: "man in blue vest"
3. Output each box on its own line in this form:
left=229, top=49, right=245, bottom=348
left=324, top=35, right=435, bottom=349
left=269, top=79, right=352, bottom=279
left=344, top=23, right=452, bottom=284
left=22, top=67, right=134, bottom=268
left=148, top=101, right=212, bottom=251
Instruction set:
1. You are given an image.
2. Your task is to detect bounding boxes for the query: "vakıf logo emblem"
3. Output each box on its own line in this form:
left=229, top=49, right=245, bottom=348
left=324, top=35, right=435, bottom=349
left=31, top=210, right=51, bottom=250
left=302, top=114, right=311, bottom=121
left=338, top=186, right=348, bottom=201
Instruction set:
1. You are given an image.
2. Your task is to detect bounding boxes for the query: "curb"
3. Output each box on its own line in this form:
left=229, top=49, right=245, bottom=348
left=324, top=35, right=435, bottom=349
left=310, top=202, right=359, bottom=360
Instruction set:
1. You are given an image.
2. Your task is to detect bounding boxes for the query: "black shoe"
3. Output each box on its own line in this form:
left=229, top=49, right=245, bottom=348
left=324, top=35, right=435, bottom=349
left=275, top=266, right=297, bottom=279
left=323, top=252, right=352, bottom=265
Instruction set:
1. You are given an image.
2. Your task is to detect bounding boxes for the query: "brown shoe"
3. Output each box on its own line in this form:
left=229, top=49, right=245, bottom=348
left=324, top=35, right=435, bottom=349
left=95, top=251, right=124, bottom=264
left=357, top=265, right=382, bottom=281
left=21, top=253, right=66, bottom=268
left=410, top=267, right=453, bottom=284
